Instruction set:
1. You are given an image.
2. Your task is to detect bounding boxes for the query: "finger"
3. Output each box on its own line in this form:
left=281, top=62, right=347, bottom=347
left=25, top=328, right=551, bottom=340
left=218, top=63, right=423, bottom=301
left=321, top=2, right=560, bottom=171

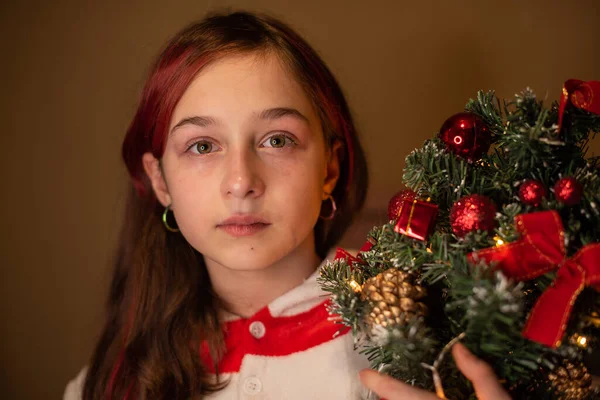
left=452, top=343, right=511, bottom=400
left=359, top=369, right=439, bottom=400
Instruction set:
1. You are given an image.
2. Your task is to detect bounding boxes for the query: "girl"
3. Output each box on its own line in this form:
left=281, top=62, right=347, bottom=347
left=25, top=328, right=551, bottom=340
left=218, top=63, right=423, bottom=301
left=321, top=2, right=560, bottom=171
left=64, top=11, right=509, bottom=400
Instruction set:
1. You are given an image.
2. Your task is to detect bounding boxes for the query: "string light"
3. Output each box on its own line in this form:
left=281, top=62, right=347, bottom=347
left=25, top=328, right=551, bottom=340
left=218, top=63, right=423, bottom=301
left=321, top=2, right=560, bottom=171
left=494, top=235, right=505, bottom=246
left=570, top=333, right=589, bottom=349
left=576, top=335, right=588, bottom=348
left=348, top=280, right=362, bottom=293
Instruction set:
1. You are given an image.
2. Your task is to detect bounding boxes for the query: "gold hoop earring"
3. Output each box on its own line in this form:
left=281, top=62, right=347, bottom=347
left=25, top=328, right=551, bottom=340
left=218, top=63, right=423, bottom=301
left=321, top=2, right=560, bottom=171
left=162, top=204, right=180, bottom=232
left=319, top=194, right=337, bottom=220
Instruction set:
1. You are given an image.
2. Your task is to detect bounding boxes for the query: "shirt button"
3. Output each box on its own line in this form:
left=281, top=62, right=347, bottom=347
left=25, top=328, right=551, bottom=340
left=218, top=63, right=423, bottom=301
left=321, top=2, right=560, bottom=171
left=242, top=376, right=262, bottom=395
left=249, top=321, right=266, bottom=339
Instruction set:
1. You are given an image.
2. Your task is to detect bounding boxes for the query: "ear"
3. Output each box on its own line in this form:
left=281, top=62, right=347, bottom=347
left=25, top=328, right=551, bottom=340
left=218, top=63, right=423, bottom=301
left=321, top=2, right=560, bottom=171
left=322, top=140, right=342, bottom=199
left=142, top=152, right=172, bottom=207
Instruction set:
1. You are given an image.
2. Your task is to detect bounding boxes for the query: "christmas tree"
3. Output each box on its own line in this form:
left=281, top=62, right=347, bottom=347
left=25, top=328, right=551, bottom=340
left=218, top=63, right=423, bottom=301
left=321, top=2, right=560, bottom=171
left=318, top=80, right=600, bottom=399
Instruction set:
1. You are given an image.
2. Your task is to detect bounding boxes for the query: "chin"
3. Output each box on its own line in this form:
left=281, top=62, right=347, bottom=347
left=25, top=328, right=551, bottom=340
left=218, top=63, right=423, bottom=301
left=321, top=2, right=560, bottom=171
left=203, top=242, right=292, bottom=272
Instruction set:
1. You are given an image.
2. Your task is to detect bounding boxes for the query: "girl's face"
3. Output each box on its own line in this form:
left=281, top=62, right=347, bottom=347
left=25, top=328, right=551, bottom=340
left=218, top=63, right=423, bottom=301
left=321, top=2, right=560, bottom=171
left=143, top=52, right=340, bottom=271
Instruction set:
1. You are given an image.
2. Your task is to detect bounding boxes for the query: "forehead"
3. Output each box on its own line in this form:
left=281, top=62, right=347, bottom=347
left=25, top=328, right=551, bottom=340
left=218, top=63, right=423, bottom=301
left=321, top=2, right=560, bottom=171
left=171, top=52, right=316, bottom=125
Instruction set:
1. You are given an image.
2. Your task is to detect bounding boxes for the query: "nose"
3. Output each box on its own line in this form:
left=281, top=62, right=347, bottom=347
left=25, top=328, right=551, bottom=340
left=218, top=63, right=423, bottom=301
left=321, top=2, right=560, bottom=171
left=221, top=146, right=266, bottom=199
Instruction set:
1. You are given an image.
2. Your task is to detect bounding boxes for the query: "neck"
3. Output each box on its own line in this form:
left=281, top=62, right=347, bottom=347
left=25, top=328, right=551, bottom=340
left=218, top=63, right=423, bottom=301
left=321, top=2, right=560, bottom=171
left=205, top=238, right=322, bottom=319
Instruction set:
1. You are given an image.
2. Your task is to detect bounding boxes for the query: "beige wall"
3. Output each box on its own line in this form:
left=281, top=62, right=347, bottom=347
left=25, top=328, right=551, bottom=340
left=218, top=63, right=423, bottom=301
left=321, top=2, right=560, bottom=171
left=1, top=0, right=599, bottom=398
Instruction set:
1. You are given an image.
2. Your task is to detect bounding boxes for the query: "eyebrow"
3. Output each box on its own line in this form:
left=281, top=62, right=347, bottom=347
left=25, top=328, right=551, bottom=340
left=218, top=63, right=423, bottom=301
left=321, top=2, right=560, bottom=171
left=256, top=107, right=310, bottom=124
left=170, top=107, right=310, bottom=135
left=170, top=116, right=218, bottom=135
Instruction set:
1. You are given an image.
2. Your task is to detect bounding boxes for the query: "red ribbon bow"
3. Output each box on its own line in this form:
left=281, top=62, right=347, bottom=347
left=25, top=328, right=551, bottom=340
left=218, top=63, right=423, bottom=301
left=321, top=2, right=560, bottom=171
left=558, top=79, right=600, bottom=131
left=467, top=210, right=600, bottom=348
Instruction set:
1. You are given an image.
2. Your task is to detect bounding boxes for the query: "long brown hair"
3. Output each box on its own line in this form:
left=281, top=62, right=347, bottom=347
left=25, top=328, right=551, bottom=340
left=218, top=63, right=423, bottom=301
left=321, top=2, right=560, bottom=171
left=83, top=11, right=368, bottom=399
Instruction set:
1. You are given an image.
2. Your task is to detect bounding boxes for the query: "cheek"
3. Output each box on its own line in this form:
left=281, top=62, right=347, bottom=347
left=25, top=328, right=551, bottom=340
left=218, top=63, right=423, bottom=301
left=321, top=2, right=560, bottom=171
left=166, top=169, right=218, bottom=249
left=269, top=155, right=325, bottom=223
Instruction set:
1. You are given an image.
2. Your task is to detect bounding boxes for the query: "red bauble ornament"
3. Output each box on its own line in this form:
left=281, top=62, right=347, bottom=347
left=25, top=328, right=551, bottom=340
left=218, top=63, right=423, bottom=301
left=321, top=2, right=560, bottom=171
left=519, top=179, right=547, bottom=206
left=450, top=194, right=497, bottom=237
left=554, top=177, right=583, bottom=205
left=439, top=112, right=492, bottom=162
left=387, top=189, right=417, bottom=220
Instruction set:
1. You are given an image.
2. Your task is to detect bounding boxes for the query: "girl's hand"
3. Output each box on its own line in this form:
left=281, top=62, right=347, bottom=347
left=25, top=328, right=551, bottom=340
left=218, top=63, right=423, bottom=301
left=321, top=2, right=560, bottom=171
left=359, top=343, right=511, bottom=400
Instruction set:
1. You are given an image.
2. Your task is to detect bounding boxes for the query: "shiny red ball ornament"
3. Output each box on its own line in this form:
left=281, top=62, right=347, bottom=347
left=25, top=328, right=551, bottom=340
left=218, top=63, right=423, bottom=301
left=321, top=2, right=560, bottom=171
left=450, top=194, right=497, bottom=237
left=387, top=189, right=417, bottom=221
left=554, top=177, right=583, bottom=205
left=518, top=180, right=547, bottom=206
left=439, top=112, right=492, bottom=162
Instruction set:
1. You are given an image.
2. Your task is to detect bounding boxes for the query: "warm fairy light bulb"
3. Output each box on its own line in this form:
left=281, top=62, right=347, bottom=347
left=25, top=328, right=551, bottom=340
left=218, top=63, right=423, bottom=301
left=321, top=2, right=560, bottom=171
left=348, top=280, right=361, bottom=293
left=576, top=335, right=588, bottom=348
left=494, top=236, right=504, bottom=246
left=569, top=333, right=589, bottom=348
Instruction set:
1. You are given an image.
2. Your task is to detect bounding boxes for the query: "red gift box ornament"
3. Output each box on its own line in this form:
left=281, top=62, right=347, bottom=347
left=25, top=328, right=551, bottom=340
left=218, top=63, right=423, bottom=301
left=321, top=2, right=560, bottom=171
left=393, top=199, right=438, bottom=241
left=467, top=210, right=600, bottom=348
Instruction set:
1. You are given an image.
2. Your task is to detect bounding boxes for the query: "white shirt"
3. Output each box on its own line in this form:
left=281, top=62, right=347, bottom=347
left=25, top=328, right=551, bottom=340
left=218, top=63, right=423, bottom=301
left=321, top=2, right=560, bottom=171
left=63, top=254, right=371, bottom=399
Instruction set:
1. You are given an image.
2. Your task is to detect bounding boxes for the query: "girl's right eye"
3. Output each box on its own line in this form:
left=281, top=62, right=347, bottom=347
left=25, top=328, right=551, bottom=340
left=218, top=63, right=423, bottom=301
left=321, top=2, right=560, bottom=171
left=187, top=140, right=218, bottom=155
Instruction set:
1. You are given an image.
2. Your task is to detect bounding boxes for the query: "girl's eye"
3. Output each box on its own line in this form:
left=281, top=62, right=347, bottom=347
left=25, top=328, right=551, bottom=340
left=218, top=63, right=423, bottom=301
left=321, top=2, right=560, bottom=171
left=188, top=140, right=216, bottom=154
left=262, top=134, right=296, bottom=149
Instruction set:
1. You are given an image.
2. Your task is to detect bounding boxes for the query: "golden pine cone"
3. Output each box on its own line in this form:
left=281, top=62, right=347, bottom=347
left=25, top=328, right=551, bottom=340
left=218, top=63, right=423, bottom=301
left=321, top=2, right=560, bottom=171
left=360, top=267, right=427, bottom=329
left=548, top=360, right=593, bottom=400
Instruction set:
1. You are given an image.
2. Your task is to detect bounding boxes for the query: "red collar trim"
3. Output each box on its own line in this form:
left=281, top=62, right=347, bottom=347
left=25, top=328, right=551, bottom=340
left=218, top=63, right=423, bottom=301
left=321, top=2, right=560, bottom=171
left=200, top=299, right=349, bottom=374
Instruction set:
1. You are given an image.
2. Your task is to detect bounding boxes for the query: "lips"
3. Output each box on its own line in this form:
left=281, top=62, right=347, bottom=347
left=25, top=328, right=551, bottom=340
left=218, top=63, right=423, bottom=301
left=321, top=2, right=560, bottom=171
left=217, top=215, right=271, bottom=237
left=219, top=215, right=269, bottom=226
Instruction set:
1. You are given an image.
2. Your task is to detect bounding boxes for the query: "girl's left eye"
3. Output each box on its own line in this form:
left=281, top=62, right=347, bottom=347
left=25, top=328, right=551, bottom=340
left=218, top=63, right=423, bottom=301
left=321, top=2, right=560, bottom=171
left=261, top=134, right=296, bottom=149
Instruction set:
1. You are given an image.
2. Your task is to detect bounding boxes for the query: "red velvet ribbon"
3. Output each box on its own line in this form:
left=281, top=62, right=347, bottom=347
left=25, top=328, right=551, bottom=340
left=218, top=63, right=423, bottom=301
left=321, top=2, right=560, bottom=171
left=467, top=210, right=600, bottom=348
left=334, top=248, right=361, bottom=263
left=334, top=240, right=374, bottom=264
left=558, top=79, right=600, bottom=131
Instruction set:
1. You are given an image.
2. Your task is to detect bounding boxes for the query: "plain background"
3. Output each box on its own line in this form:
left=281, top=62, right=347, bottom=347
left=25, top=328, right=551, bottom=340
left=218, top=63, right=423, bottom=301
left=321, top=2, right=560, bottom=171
left=1, top=0, right=599, bottom=398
